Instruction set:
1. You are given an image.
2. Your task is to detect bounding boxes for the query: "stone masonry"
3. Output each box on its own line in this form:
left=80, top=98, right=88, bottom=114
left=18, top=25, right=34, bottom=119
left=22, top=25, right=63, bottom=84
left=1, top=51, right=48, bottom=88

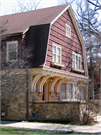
left=1, top=72, right=27, bottom=120
left=29, top=101, right=81, bottom=122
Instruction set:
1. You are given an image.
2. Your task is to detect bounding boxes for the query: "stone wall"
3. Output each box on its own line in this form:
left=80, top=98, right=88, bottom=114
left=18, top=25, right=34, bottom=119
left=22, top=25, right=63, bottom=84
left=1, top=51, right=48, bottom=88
left=1, top=72, right=27, bottom=120
left=29, top=101, right=81, bottom=122
left=30, top=92, right=43, bottom=101
left=49, top=93, right=60, bottom=101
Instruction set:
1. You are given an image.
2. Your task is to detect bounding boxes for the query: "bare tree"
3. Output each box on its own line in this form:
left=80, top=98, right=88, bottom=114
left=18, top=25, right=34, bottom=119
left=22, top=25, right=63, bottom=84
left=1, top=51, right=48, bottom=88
left=0, top=20, right=33, bottom=120
left=16, top=0, right=41, bottom=12
left=87, top=0, right=101, bottom=11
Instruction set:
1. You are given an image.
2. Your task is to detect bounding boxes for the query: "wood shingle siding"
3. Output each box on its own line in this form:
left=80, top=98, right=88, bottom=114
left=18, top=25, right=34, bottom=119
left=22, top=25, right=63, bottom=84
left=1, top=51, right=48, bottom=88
left=45, top=10, right=84, bottom=73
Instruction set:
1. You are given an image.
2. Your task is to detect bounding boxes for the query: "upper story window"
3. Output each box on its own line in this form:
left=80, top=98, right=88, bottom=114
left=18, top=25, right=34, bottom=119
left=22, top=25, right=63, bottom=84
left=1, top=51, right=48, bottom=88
left=52, top=44, right=61, bottom=63
left=72, top=52, right=84, bottom=73
left=65, top=24, right=71, bottom=38
left=51, top=43, right=65, bottom=68
left=72, top=52, right=82, bottom=69
left=6, top=41, right=18, bottom=62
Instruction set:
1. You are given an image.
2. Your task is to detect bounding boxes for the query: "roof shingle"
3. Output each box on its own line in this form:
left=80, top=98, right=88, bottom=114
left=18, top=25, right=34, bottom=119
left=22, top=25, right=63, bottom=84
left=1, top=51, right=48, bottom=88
left=0, top=4, right=68, bottom=35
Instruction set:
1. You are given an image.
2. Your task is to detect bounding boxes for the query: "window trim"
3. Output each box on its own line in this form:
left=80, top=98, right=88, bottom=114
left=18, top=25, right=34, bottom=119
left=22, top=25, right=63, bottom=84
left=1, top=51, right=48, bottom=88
left=52, top=43, right=65, bottom=68
left=68, top=83, right=73, bottom=100
left=74, top=83, right=77, bottom=100
left=72, top=52, right=84, bottom=73
left=68, top=82, right=78, bottom=101
left=6, top=41, right=18, bottom=62
left=60, top=81, right=84, bottom=101
left=65, top=23, right=71, bottom=38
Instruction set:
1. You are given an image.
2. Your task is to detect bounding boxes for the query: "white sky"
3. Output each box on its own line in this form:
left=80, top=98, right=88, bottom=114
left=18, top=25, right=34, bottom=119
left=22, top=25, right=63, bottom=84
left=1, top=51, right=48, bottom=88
left=0, top=0, right=58, bottom=16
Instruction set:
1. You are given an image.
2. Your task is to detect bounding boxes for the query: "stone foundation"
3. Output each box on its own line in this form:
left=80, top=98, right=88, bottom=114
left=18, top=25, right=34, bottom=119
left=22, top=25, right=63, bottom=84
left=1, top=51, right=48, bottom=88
left=1, top=73, right=27, bottom=120
left=29, top=101, right=81, bottom=122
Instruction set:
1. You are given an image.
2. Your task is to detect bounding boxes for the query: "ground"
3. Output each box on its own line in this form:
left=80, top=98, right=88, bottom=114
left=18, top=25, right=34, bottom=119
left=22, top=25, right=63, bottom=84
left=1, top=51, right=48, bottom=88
left=0, top=116, right=101, bottom=134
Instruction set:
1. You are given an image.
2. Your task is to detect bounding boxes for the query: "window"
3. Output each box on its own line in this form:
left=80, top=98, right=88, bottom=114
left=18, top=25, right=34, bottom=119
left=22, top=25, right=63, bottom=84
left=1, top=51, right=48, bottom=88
left=61, top=83, right=66, bottom=99
left=72, top=52, right=82, bottom=70
left=80, top=87, right=84, bottom=100
left=52, top=44, right=61, bottom=63
left=68, top=83, right=78, bottom=100
left=68, top=83, right=73, bottom=100
left=60, top=82, right=79, bottom=101
left=6, top=41, right=18, bottom=62
left=74, top=84, right=77, bottom=99
left=65, top=24, right=71, bottom=38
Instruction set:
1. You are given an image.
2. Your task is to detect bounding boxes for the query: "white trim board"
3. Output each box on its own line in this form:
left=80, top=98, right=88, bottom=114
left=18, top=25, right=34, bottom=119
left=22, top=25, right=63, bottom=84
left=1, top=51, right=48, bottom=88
left=51, top=5, right=70, bottom=25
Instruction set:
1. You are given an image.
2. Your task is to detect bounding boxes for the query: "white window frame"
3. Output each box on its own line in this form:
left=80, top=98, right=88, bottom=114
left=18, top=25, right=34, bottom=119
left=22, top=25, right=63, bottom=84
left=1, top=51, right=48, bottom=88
left=72, top=52, right=84, bottom=73
left=65, top=23, right=71, bottom=38
left=52, top=43, right=61, bottom=63
left=6, top=41, right=18, bottom=62
left=68, top=83, right=73, bottom=100
left=52, top=43, right=65, bottom=68
left=68, top=82, right=78, bottom=101
left=74, top=83, right=77, bottom=100
left=60, top=81, right=80, bottom=101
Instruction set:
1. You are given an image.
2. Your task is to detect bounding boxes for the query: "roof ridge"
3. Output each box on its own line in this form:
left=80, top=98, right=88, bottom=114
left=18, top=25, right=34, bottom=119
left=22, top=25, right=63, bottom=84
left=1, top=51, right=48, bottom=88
left=0, top=4, right=68, bottom=17
left=1, top=4, right=68, bottom=36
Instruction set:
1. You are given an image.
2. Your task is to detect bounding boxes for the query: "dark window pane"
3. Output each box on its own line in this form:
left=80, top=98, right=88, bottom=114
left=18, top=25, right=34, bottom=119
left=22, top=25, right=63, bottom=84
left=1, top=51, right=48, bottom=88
left=61, top=83, right=66, bottom=91
left=9, top=44, right=16, bottom=52
left=61, top=83, right=66, bottom=99
left=9, top=52, right=16, bottom=60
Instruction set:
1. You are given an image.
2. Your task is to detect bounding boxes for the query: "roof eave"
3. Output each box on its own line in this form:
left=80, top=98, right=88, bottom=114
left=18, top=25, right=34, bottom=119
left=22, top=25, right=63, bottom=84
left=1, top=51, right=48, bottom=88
left=1, top=32, right=22, bottom=39
left=51, top=4, right=70, bottom=25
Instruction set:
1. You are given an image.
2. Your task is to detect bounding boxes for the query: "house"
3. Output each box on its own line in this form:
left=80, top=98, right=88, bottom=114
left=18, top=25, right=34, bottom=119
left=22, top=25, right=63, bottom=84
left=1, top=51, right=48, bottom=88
left=1, top=4, right=89, bottom=121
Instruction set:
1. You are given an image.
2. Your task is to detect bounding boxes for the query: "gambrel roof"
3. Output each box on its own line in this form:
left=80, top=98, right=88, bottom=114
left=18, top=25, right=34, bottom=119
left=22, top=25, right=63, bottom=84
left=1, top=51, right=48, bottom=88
left=0, top=5, right=68, bottom=35
left=1, top=4, right=88, bottom=76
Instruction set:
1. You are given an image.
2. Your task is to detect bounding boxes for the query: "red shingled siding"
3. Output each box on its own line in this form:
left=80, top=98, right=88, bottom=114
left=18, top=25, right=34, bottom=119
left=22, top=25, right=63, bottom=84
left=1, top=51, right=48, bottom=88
left=45, top=10, right=84, bottom=73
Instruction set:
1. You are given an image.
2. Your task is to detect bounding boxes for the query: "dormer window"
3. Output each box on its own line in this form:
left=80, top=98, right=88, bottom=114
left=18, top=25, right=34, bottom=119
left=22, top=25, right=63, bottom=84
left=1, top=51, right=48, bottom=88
left=65, top=24, right=71, bottom=38
left=6, top=41, right=18, bottom=62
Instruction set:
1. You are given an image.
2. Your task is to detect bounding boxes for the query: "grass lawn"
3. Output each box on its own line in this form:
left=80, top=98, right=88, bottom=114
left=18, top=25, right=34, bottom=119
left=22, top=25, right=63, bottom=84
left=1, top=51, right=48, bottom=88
left=0, top=127, right=101, bottom=135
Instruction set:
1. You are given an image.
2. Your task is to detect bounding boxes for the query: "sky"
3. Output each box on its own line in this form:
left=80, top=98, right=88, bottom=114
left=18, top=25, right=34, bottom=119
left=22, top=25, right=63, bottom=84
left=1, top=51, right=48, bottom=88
left=0, top=0, right=58, bottom=16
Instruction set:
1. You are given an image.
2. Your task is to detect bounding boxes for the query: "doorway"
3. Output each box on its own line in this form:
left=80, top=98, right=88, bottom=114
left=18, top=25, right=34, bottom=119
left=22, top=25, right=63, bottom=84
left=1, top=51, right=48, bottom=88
left=43, top=83, right=48, bottom=101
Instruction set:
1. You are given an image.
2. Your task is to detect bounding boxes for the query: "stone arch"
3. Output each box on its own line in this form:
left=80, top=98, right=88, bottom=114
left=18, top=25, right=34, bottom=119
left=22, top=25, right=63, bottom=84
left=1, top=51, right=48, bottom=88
left=31, top=74, right=43, bottom=92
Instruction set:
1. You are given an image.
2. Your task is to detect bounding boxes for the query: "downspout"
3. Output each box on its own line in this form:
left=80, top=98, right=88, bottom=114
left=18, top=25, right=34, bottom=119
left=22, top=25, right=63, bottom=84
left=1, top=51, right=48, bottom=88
left=22, top=28, right=29, bottom=121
